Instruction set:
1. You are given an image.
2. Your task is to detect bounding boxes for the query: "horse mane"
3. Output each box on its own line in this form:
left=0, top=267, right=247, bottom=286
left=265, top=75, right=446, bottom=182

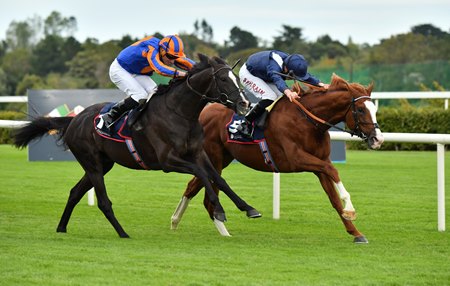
left=294, top=73, right=373, bottom=97
left=154, top=53, right=214, bottom=96
left=329, top=73, right=373, bottom=95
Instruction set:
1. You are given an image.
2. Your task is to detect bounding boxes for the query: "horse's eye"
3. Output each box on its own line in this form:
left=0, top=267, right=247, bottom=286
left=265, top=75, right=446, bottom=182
left=358, top=107, right=365, bottom=113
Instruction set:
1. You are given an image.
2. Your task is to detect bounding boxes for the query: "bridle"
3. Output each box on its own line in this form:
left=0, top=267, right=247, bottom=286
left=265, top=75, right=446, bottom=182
left=293, top=95, right=379, bottom=140
left=186, top=65, right=243, bottom=109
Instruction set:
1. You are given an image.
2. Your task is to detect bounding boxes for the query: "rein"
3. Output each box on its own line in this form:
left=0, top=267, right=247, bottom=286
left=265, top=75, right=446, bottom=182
left=186, top=68, right=214, bottom=100
left=292, top=95, right=374, bottom=139
left=186, top=66, right=240, bottom=107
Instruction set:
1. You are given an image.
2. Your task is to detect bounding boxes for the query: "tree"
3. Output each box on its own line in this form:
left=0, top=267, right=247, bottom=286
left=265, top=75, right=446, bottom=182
left=1, top=48, right=33, bottom=94
left=180, top=34, right=216, bottom=60
left=31, top=35, right=67, bottom=75
left=193, top=19, right=214, bottom=43
left=411, top=24, right=448, bottom=39
left=62, top=36, right=82, bottom=61
left=116, top=35, right=138, bottom=49
left=345, top=37, right=360, bottom=81
left=0, top=68, right=8, bottom=95
left=15, top=74, right=45, bottom=95
left=273, top=25, right=304, bottom=48
left=272, top=25, right=309, bottom=56
left=67, top=40, right=121, bottom=88
left=44, top=11, right=77, bottom=37
left=5, top=15, right=42, bottom=51
left=225, top=26, right=258, bottom=55
left=0, top=40, right=7, bottom=61
left=371, top=33, right=440, bottom=64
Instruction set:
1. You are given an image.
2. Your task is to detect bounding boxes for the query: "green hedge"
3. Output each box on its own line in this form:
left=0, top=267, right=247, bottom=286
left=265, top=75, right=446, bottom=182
left=348, top=107, right=450, bottom=150
left=0, top=111, right=27, bottom=145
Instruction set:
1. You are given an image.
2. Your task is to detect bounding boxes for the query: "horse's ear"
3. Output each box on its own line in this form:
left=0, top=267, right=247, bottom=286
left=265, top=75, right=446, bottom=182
left=197, top=53, right=209, bottom=63
left=212, top=56, right=227, bottom=65
left=366, top=81, right=374, bottom=94
left=330, top=73, right=348, bottom=89
left=292, top=82, right=304, bottom=95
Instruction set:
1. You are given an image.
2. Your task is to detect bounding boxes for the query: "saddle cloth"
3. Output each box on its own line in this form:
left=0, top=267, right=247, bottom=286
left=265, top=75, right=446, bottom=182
left=94, top=103, right=133, bottom=142
left=226, top=113, right=265, bottom=144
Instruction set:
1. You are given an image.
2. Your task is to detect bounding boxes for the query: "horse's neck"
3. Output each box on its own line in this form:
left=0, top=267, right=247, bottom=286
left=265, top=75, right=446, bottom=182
left=302, top=90, right=352, bottom=125
left=165, top=86, right=207, bottom=120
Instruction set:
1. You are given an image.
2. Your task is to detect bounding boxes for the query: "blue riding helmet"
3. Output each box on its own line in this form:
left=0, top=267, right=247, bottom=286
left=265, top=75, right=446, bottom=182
left=284, top=54, right=312, bottom=81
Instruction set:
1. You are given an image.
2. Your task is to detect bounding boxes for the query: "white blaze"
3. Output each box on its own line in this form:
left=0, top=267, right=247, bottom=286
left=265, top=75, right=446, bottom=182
left=228, top=70, right=248, bottom=103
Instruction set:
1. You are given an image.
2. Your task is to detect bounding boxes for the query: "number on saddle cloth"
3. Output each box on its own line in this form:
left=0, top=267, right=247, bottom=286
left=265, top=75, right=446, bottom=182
left=226, top=113, right=266, bottom=143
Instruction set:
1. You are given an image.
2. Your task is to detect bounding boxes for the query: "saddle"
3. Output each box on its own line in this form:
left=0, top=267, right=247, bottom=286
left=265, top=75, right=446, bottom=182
left=226, top=113, right=266, bottom=143
left=94, top=101, right=147, bottom=141
left=226, top=112, right=278, bottom=172
left=94, top=103, right=132, bottom=141
left=226, top=97, right=281, bottom=143
left=94, top=103, right=150, bottom=169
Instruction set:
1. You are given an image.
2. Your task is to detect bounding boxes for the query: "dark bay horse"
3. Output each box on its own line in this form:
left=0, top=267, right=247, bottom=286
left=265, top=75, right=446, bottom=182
left=171, top=74, right=384, bottom=243
left=13, top=54, right=261, bottom=238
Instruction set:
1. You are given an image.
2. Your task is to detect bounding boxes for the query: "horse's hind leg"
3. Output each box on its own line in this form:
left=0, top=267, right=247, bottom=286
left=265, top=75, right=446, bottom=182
left=67, top=148, right=129, bottom=238
left=316, top=172, right=368, bottom=243
left=56, top=174, right=93, bottom=233
left=200, top=152, right=261, bottom=218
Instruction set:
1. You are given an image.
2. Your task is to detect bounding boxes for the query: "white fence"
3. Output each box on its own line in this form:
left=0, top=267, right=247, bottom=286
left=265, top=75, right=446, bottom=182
left=371, top=91, right=450, bottom=110
left=273, top=132, right=449, bottom=232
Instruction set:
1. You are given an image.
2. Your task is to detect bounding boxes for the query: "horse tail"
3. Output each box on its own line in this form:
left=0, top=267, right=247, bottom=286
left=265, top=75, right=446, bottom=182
left=13, top=117, right=74, bottom=149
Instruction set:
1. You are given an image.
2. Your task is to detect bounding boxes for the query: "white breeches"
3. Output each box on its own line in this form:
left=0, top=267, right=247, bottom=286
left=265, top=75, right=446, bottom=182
left=109, top=58, right=158, bottom=102
left=239, top=64, right=283, bottom=101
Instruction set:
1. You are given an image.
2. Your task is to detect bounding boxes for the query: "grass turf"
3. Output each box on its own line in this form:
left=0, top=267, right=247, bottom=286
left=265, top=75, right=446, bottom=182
left=0, top=145, right=449, bottom=285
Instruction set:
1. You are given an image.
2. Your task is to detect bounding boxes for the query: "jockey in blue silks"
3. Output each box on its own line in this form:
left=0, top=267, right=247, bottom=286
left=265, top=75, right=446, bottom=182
left=238, top=50, right=329, bottom=137
left=100, top=35, right=196, bottom=129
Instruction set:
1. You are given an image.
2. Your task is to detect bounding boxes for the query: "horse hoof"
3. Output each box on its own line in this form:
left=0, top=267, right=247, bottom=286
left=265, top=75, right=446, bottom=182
left=353, top=236, right=368, bottom=244
left=246, top=209, right=262, bottom=218
left=342, top=210, right=357, bottom=221
left=214, top=212, right=227, bottom=222
left=119, top=233, right=130, bottom=238
left=56, top=227, right=67, bottom=233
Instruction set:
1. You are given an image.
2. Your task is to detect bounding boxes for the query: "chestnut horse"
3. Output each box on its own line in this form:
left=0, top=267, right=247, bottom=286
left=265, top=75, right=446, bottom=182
left=12, top=54, right=261, bottom=238
left=171, top=74, right=384, bottom=243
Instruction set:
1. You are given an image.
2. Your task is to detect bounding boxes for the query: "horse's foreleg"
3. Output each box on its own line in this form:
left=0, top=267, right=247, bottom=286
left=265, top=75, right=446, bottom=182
left=57, top=174, right=93, bottom=233
left=171, top=175, right=208, bottom=229
left=161, top=152, right=227, bottom=224
left=210, top=173, right=262, bottom=218
left=316, top=173, right=367, bottom=243
left=333, top=181, right=356, bottom=220
left=171, top=196, right=191, bottom=230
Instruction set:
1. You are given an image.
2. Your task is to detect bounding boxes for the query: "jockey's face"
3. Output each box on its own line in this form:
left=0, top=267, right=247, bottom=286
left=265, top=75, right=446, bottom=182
left=160, top=49, right=177, bottom=65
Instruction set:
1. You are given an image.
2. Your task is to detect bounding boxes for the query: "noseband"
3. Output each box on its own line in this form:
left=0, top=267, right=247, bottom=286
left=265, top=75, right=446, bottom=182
left=186, top=66, right=243, bottom=109
left=347, top=96, right=380, bottom=139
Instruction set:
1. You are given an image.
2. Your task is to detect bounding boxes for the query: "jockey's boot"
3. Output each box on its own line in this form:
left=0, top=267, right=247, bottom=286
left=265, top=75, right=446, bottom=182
left=101, top=96, right=139, bottom=129
left=237, top=99, right=274, bottom=138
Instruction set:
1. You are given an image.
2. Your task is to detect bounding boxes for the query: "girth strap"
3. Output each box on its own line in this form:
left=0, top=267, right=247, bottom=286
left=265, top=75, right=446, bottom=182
left=125, top=139, right=150, bottom=170
left=258, top=140, right=279, bottom=173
